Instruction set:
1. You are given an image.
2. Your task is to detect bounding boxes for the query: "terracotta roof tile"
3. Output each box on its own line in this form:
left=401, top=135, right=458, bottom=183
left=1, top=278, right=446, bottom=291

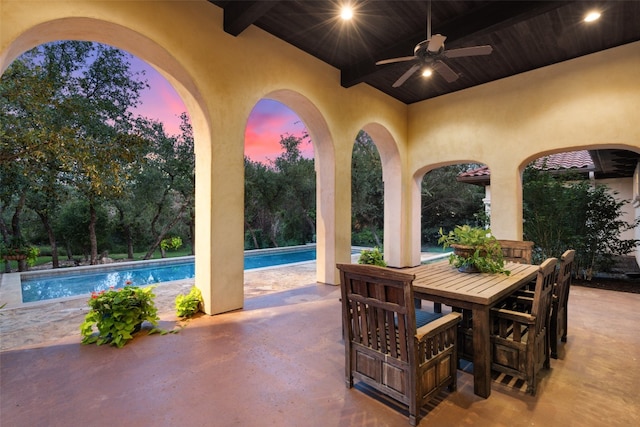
left=533, top=150, right=594, bottom=170
left=458, top=150, right=594, bottom=179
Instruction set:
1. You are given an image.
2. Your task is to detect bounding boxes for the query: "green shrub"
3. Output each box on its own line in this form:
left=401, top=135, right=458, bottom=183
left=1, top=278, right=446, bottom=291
left=160, top=236, right=183, bottom=252
left=175, top=286, right=203, bottom=318
left=80, top=285, right=159, bottom=348
left=357, top=247, right=387, bottom=267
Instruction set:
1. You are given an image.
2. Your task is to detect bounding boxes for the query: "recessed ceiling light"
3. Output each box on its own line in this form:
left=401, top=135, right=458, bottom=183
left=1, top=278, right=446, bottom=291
left=584, top=11, right=601, bottom=22
left=340, top=6, right=354, bottom=20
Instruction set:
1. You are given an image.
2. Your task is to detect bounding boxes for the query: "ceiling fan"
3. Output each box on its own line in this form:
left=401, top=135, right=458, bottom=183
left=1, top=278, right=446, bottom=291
left=376, top=0, right=493, bottom=87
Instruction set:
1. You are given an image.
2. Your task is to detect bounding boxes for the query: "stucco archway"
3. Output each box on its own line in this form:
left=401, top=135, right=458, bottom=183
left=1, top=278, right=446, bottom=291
left=411, top=160, right=485, bottom=266
left=0, top=17, right=230, bottom=312
left=360, top=123, right=406, bottom=267
left=261, top=89, right=338, bottom=284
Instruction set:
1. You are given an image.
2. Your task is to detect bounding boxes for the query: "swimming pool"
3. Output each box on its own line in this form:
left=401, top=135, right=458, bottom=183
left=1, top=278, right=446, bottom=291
left=19, top=246, right=318, bottom=303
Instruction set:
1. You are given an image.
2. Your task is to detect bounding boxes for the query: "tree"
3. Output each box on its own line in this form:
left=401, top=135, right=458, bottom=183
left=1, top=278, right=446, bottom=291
left=244, top=157, right=280, bottom=248
left=137, top=114, right=195, bottom=259
left=523, top=166, right=639, bottom=277
left=0, top=44, right=74, bottom=269
left=244, top=133, right=315, bottom=249
left=351, top=131, right=384, bottom=246
left=1, top=41, right=150, bottom=264
left=421, top=165, right=486, bottom=246
left=272, top=134, right=316, bottom=245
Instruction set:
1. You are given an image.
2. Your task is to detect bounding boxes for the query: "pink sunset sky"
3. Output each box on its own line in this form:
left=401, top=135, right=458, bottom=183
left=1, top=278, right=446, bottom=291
left=131, top=57, right=312, bottom=164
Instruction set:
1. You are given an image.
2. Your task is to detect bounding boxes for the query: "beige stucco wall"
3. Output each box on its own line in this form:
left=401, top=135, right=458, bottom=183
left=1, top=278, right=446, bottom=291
left=2, top=1, right=639, bottom=312
left=0, top=0, right=409, bottom=314
left=408, top=41, right=640, bottom=264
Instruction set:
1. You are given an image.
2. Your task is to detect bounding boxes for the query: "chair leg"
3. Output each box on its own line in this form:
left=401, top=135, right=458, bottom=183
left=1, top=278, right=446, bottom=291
left=434, top=302, right=442, bottom=313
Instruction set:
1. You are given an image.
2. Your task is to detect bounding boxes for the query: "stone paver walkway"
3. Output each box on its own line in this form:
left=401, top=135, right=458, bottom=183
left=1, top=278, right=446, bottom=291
left=0, top=262, right=318, bottom=352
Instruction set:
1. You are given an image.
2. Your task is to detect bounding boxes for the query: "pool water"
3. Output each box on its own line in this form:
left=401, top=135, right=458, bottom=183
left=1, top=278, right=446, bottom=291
left=21, top=248, right=317, bottom=303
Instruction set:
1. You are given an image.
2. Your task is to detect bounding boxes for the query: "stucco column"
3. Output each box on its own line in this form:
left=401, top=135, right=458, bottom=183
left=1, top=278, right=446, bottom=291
left=488, top=164, right=523, bottom=240
left=410, top=173, right=423, bottom=266
left=326, top=143, right=352, bottom=283
left=382, top=155, right=405, bottom=267
left=194, top=114, right=245, bottom=315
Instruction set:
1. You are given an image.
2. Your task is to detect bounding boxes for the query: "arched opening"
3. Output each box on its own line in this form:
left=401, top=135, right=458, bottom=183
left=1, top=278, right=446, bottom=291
left=1, top=40, right=195, bottom=276
left=360, top=123, right=404, bottom=267
left=0, top=18, right=222, bottom=310
left=259, top=90, right=338, bottom=285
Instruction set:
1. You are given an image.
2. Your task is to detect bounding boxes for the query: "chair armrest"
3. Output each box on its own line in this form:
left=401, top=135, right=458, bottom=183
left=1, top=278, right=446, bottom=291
left=416, top=312, right=461, bottom=341
left=491, top=307, right=536, bottom=325
left=505, top=295, right=533, bottom=305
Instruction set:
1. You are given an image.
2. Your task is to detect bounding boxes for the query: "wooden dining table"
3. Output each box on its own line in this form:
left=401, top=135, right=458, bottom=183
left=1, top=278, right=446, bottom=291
left=402, top=260, right=539, bottom=398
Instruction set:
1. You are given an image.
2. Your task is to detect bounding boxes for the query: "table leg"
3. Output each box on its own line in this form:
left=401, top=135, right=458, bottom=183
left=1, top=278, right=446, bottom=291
left=472, top=306, right=491, bottom=398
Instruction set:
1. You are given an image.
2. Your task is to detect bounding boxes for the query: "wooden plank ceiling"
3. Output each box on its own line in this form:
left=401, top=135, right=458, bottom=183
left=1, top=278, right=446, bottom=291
left=208, top=1, right=640, bottom=177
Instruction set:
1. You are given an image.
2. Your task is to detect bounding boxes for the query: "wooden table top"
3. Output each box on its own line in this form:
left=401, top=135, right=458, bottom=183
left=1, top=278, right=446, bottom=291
left=402, top=260, right=540, bottom=306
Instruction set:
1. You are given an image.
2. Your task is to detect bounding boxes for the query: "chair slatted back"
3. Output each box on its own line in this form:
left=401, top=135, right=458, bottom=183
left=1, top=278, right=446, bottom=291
left=531, top=257, right=557, bottom=336
left=337, top=263, right=461, bottom=425
left=498, top=239, right=534, bottom=264
left=555, top=249, right=575, bottom=312
left=340, top=264, right=416, bottom=362
left=551, top=249, right=575, bottom=358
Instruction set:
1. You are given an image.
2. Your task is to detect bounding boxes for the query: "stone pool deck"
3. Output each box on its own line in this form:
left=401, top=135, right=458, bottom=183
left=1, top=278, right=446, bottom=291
left=0, top=261, right=319, bottom=351
left=0, top=252, right=449, bottom=352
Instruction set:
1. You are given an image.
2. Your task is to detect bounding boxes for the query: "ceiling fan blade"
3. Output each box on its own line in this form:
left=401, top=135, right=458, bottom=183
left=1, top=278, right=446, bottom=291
left=392, top=64, right=421, bottom=88
left=433, top=60, right=459, bottom=83
left=427, top=34, right=446, bottom=53
left=376, top=56, right=417, bottom=66
left=444, top=45, right=493, bottom=58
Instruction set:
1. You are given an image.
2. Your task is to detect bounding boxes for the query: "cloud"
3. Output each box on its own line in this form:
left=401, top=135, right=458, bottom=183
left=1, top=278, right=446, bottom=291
left=132, top=57, right=312, bottom=163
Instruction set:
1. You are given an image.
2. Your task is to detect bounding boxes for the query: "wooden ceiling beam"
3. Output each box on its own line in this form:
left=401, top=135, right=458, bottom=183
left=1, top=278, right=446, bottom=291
left=220, top=0, right=281, bottom=36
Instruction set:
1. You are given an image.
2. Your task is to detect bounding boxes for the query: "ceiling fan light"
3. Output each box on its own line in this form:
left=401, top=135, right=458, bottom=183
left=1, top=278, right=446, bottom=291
left=584, top=11, right=601, bottom=22
left=422, top=68, right=433, bottom=77
left=340, top=5, right=354, bottom=20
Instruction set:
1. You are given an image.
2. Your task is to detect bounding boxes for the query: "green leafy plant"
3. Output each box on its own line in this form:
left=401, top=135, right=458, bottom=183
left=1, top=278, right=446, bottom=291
left=438, top=225, right=509, bottom=274
left=357, top=247, right=387, bottom=267
left=160, top=236, right=183, bottom=252
left=175, top=286, right=203, bottom=318
left=80, top=284, right=160, bottom=348
left=523, top=166, right=640, bottom=277
left=1, top=237, right=40, bottom=267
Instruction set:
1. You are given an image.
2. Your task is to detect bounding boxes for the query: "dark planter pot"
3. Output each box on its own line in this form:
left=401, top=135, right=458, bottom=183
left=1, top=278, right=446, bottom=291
left=3, top=254, right=27, bottom=261
left=451, top=244, right=485, bottom=273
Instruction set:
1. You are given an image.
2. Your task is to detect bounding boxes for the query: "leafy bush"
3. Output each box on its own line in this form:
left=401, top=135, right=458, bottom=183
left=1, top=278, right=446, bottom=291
left=160, top=236, right=183, bottom=251
left=80, top=285, right=159, bottom=348
left=175, top=286, right=203, bottom=318
left=523, top=167, right=639, bottom=277
left=358, top=247, right=387, bottom=267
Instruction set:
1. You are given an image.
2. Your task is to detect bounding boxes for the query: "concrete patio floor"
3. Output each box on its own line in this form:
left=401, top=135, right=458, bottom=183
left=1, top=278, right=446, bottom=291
left=1, top=262, right=639, bottom=426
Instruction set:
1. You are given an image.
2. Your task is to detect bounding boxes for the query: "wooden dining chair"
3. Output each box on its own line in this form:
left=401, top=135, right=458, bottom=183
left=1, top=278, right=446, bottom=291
left=454, top=239, right=534, bottom=358
left=551, top=249, right=575, bottom=359
left=337, top=263, right=461, bottom=426
left=497, top=239, right=534, bottom=264
left=490, top=257, right=557, bottom=395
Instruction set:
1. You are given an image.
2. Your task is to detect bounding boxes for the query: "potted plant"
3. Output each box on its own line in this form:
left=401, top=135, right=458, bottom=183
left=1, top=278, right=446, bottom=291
left=358, top=247, right=387, bottom=267
left=175, top=286, right=203, bottom=318
left=1, top=237, right=40, bottom=266
left=80, top=284, right=160, bottom=348
left=438, top=225, right=509, bottom=274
